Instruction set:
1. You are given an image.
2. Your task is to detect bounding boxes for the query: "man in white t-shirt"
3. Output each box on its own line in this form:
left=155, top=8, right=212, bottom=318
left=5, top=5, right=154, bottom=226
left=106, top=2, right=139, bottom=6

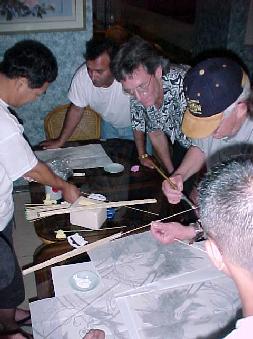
left=41, top=37, right=133, bottom=150
left=0, top=40, right=80, bottom=338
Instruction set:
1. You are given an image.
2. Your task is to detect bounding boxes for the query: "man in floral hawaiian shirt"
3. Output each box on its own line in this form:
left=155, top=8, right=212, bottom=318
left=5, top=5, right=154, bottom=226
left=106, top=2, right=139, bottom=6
left=112, top=36, right=191, bottom=174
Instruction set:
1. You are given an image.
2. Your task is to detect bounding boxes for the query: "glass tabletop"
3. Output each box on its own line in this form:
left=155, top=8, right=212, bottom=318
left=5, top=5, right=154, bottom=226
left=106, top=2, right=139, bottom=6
left=29, top=139, right=194, bottom=299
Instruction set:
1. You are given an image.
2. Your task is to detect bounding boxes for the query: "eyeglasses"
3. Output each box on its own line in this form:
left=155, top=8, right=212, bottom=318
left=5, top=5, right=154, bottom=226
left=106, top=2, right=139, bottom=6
left=122, top=74, right=153, bottom=97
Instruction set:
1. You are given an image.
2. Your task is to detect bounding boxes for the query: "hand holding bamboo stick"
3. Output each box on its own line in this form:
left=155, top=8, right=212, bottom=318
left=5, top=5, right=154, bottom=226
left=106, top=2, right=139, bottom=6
left=152, top=163, right=196, bottom=209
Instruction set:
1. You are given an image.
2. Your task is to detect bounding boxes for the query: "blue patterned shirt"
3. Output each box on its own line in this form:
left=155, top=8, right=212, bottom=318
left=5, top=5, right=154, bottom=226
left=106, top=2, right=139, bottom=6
left=131, top=64, right=191, bottom=148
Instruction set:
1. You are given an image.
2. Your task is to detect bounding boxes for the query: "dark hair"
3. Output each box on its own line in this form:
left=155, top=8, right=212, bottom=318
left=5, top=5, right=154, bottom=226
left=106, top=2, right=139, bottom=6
left=0, top=40, right=58, bottom=88
left=85, top=36, right=118, bottom=65
left=111, top=35, right=168, bottom=82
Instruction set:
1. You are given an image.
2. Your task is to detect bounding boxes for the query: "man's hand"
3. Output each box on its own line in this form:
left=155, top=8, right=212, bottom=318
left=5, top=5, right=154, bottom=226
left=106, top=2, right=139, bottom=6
left=162, top=175, right=183, bottom=204
left=40, top=138, right=65, bottom=150
left=151, top=221, right=196, bottom=244
left=40, top=104, right=84, bottom=150
left=25, top=161, right=80, bottom=204
left=61, top=182, right=80, bottom=203
left=83, top=329, right=105, bottom=339
left=139, top=155, right=155, bottom=169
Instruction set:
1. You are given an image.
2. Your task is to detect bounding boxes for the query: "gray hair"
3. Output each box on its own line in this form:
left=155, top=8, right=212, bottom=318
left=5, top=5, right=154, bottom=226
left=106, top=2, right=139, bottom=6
left=223, top=73, right=251, bottom=116
left=111, top=35, right=169, bottom=82
left=199, top=158, right=253, bottom=272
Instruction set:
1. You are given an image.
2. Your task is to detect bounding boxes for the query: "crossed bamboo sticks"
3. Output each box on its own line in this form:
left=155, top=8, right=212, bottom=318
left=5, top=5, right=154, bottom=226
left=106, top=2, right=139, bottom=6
left=22, top=164, right=197, bottom=275
left=22, top=206, right=196, bottom=276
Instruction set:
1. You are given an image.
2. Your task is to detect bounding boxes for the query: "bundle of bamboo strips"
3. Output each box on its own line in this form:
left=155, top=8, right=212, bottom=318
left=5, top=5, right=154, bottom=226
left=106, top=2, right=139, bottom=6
left=25, top=198, right=157, bottom=221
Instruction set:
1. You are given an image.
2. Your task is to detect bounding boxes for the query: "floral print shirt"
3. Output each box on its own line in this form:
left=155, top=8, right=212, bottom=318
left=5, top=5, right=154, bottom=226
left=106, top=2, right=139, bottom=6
left=131, top=64, right=191, bottom=148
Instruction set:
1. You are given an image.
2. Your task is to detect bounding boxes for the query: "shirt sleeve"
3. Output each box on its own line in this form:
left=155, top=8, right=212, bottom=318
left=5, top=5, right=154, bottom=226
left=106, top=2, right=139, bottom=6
left=0, top=132, right=38, bottom=181
left=130, top=98, right=146, bottom=132
left=68, top=66, right=87, bottom=108
left=167, top=66, right=191, bottom=148
left=223, top=317, right=253, bottom=338
left=191, top=138, right=208, bottom=155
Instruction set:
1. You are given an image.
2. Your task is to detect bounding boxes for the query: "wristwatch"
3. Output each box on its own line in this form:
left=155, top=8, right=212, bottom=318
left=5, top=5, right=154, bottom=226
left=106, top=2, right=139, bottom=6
left=189, top=220, right=206, bottom=244
left=138, top=153, right=149, bottom=159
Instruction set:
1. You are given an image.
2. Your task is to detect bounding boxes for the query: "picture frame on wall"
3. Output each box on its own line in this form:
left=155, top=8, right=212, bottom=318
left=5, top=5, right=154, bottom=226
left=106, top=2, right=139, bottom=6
left=0, top=0, right=85, bottom=33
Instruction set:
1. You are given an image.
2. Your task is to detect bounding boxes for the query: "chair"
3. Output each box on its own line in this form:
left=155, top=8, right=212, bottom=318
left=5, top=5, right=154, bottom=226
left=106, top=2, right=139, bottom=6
left=44, top=104, right=101, bottom=141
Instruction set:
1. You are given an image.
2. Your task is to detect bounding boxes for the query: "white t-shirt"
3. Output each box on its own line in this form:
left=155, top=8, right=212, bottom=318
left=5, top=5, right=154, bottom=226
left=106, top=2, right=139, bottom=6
left=0, top=99, right=38, bottom=231
left=68, top=64, right=131, bottom=128
left=224, top=316, right=253, bottom=338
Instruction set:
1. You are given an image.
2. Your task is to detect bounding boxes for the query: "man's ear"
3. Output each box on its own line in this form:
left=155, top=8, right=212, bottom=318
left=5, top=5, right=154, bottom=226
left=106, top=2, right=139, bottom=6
left=235, top=101, right=248, bottom=120
left=205, top=239, right=224, bottom=271
left=16, top=77, right=28, bottom=90
left=154, top=65, right=163, bottom=79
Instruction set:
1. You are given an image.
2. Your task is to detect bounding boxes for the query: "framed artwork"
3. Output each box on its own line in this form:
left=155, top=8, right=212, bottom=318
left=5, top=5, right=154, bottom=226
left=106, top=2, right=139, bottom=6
left=0, top=0, right=86, bottom=33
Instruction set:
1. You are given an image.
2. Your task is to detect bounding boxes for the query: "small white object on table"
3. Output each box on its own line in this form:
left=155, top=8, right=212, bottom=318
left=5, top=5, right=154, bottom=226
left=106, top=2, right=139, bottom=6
left=70, top=196, right=107, bottom=229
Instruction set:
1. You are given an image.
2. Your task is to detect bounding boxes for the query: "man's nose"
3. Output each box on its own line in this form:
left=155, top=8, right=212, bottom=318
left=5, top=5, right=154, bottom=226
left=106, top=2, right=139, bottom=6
left=134, top=90, right=143, bottom=101
left=90, top=71, right=99, bottom=81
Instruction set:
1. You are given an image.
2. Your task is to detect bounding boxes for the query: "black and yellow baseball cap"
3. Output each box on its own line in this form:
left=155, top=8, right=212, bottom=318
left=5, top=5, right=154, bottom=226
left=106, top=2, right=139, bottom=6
left=182, top=57, right=247, bottom=139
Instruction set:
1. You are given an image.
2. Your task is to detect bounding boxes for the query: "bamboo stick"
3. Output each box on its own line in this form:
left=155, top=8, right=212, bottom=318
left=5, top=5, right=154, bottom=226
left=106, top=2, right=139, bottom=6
left=152, top=164, right=177, bottom=188
left=22, top=232, right=122, bottom=275
left=74, top=198, right=157, bottom=210
left=23, top=205, right=197, bottom=275
left=125, top=206, right=159, bottom=216
left=54, top=226, right=127, bottom=234
left=153, top=164, right=196, bottom=209
left=121, top=206, right=196, bottom=236
left=25, top=198, right=157, bottom=221
left=25, top=202, right=70, bottom=209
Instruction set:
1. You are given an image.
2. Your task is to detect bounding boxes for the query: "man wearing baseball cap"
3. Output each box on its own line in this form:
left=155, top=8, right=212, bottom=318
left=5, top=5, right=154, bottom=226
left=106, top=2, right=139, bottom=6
left=151, top=57, right=252, bottom=244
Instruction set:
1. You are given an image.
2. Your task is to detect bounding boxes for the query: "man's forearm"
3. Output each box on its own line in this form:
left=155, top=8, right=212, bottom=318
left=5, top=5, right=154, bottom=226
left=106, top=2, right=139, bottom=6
left=148, top=131, right=174, bottom=173
left=58, top=104, right=84, bottom=143
left=133, top=130, right=146, bottom=156
left=25, top=161, right=67, bottom=189
left=174, top=146, right=206, bottom=181
left=26, top=161, right=80, bottom=203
